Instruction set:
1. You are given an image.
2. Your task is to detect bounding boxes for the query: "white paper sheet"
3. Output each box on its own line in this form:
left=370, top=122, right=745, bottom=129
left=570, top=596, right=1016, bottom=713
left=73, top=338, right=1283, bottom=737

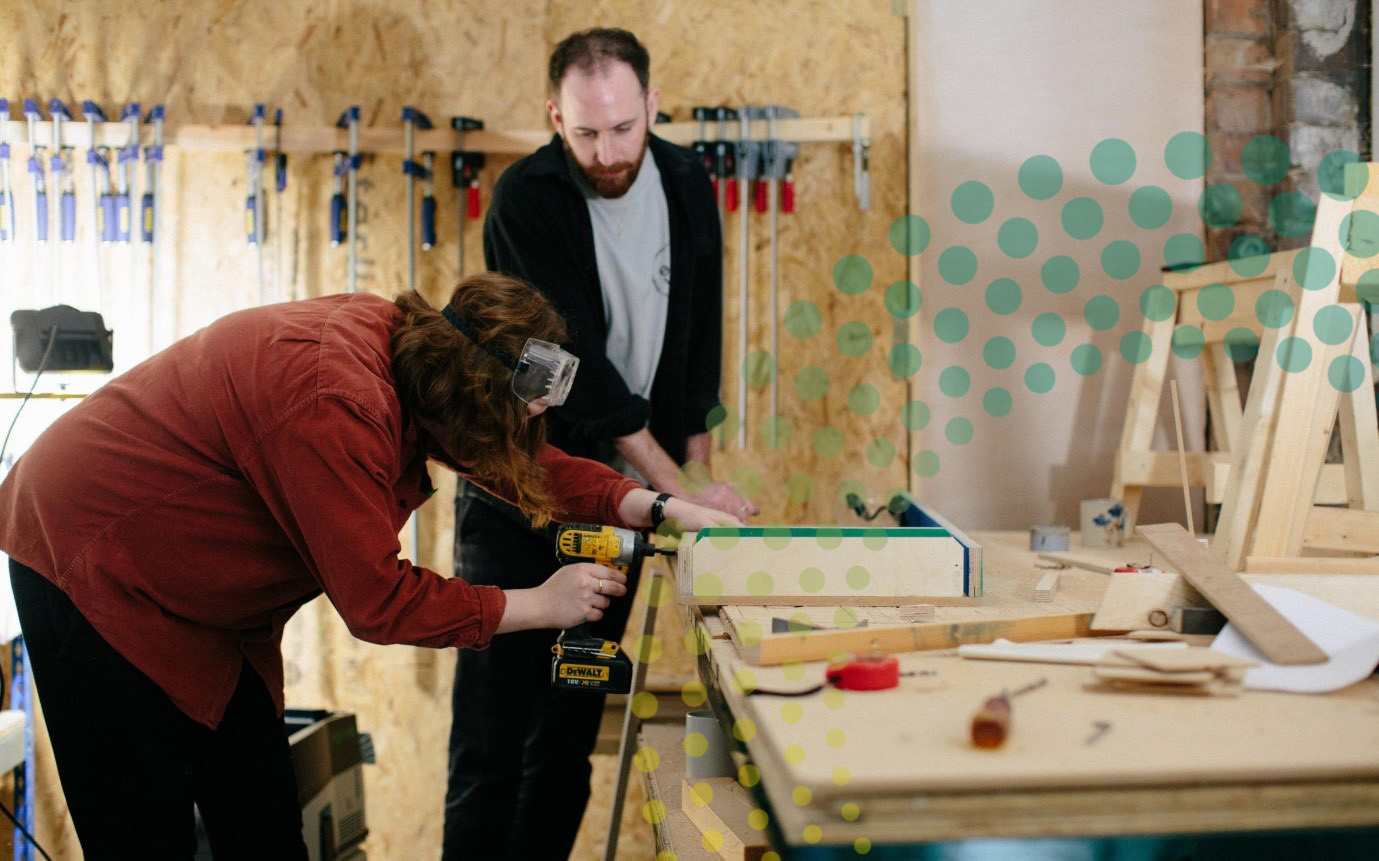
left=1211, top=585, right=1379, bottom=694
left=958, top=638, right=1186, bottom=666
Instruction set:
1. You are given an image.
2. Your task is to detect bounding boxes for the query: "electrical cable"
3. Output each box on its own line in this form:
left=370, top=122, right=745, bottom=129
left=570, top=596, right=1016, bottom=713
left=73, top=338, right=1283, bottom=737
left=0, top=326, right=59, bottom=467
left=0, top=327, right=58, bottom=861
left=0, top=796, right=53, bottom=861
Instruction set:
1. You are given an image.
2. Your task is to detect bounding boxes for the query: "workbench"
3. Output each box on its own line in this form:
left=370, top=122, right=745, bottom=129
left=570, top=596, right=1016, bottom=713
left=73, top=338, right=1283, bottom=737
left=660, top=531, right=1379, bottom=858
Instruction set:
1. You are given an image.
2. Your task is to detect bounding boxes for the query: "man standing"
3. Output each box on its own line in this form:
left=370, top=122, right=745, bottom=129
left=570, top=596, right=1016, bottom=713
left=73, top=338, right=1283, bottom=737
left=443, top=28, right=757, bottom=859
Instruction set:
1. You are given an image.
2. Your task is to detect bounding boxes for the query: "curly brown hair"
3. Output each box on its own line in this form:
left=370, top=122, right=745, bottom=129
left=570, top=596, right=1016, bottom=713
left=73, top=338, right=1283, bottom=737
left=391, top=273, right=568, bottom=526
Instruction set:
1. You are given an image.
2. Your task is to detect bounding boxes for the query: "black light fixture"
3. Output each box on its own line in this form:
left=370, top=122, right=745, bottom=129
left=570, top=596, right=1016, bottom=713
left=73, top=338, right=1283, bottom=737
left=10, top=305, right=113, bottom=374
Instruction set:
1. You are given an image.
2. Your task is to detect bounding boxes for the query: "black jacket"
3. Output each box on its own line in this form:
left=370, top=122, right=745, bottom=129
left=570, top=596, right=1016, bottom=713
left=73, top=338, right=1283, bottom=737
left=483, top=133, right=723, bottom=465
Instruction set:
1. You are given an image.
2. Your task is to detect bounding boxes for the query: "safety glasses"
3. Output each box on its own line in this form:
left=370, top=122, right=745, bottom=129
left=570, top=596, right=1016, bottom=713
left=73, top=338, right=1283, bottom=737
left=512, top=338, right=579, bottom=406
left=441, top=306, right=579, bottom=407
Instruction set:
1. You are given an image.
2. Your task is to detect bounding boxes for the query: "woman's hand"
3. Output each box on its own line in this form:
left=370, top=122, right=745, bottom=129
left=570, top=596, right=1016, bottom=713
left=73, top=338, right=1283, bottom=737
left=497, top=562, right=627, bottom=633
left=540, top=562, right=627, bottom=627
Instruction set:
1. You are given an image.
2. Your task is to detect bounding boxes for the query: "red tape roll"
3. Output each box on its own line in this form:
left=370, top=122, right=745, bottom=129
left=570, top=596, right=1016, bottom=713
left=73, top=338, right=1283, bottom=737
left=825, top=655, right=899, bottom=690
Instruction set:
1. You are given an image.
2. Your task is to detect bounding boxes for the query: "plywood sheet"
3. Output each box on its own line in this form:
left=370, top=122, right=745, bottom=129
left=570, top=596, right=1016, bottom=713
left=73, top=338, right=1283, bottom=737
left=710, top=638, right=1379, bottom=802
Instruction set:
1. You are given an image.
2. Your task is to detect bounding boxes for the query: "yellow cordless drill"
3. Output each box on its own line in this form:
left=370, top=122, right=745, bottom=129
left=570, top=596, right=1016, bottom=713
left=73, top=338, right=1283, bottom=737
left=550, top=523, right=674, bottom=693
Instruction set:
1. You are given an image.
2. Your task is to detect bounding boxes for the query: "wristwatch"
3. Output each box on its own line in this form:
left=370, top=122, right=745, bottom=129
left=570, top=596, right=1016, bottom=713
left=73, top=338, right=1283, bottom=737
left=650, top=493, right=674, bottom=529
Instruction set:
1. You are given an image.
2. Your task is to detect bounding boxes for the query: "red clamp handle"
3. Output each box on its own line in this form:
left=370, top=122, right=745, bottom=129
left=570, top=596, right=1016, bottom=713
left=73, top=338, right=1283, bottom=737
left=781, top=178, right=795, bottom=214
left=825, top=655, right=899, bottom=691
left=467, top=183, right=481, bottom=219
left=754, top=179, right=768, bottom=213
left=726, top=180, right=739, bottom=213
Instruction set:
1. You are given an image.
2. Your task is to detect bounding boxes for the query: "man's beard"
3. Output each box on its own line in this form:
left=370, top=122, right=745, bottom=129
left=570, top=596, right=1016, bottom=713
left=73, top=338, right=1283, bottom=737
left=566, top=130, right=650, bottom=199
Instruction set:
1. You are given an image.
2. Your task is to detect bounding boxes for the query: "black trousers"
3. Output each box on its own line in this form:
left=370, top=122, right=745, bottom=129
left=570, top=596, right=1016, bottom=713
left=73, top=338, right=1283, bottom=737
left=9, top=559, right=307, bottom=860
left=441, top=488, right=642, bottom=860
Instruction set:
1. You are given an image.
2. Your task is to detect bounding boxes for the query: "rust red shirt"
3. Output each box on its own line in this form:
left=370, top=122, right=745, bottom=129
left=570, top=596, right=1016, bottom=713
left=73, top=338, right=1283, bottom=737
left=0, top=293, right=640, bottom=728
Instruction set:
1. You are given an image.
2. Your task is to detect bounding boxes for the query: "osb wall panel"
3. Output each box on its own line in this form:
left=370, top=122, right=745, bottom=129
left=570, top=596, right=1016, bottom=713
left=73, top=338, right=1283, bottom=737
left=545, top=3, right=914, bottom=530
left=547, top=3, right=910, bottom=858
left=1, top=1, right=548, bottom=858
left=1, top=1, right=907, bottom=858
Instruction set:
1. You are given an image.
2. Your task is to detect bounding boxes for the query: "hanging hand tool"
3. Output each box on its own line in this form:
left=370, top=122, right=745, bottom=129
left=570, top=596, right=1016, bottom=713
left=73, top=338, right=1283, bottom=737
left=691, top=106, right=713, bottom=187
left=0, top=100, right=15, bottom=243
left=734, top=106, right=763, bottom=450
left=141, top=106, right=163, bottom=244
left=402, top=107, right=435, bottom=291
left=81, top=101, right=110, bottom=313
left=421, top=152, right=436, bottom=251
left=852, top=113, right=871, bottom=212
left=142, top=105, right=165, bottom=351
left=48, top=100, right=76, bottom=306
left=329, top=152, right=347, bottom=247
left=114, top=103, right=141, bottom=244
left=450, top=116, right=484, bottom=278
left=273, top=109, right=287, bottom=194
left=272, top=108, right=289, bottom=302
left=402, top=105, right=434, bottom=565
left=82, top=102, right=115, bottom=247
left=337, top=106, right=360, bottom=294
left=246, top=104, right=268, bottom=304
left=49, top=100, right=75, bottom=244
left=761, top=106, right=798, bottom=423
left=23, top=100, right=48, bottom=244
left=714, top=107, right=738, bottom=213
left=970, top=677, right=1047, bottom=749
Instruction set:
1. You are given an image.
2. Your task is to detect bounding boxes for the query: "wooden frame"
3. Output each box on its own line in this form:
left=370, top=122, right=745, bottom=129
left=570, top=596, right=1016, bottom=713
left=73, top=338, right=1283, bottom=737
left=1213, top=167, right=1379, bottom=569
left=1111, top=248, right=1318, bottom=530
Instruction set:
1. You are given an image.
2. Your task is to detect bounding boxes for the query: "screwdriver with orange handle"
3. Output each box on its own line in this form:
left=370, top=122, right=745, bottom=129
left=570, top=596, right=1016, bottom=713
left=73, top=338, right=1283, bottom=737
left=971, top=677, right=1048, bottom=749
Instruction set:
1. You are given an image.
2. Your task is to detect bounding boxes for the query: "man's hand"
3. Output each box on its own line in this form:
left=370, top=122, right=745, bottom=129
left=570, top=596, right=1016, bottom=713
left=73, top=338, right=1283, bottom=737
left=685, top=481, right=759, bottom=522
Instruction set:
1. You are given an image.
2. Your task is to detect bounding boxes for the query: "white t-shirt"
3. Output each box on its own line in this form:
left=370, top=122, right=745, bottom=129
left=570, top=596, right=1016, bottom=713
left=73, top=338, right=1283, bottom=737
left=577, top=150, right=671, bottom=404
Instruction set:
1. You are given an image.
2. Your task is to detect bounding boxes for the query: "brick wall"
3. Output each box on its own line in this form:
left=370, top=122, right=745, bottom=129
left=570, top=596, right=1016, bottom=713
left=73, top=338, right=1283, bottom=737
left=1204, top=0, right=1370, bottom=259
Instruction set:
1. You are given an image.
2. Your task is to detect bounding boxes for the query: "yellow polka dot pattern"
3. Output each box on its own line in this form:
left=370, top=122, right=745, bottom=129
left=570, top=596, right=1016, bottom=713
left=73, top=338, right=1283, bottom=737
left=780, top=702, right=803, bottom=723
left=681, top=681, right=707, bottom=707
left=748, top=809, right=770, bottom=831
left=803, top=824, right=823, bottom=843
left=642, top=799, right=667, bottom=824
left=684, top=732, right=708, bottom=758
left=826, top=728, right=846, bottom=748
left=631, top=691, right=658, bottom=719
left=683, top=627, right=709, bottom=656
left=632, top=746, right=660, bottom=772
left=737, top=765, right=761, bottom=788
left=736, top=620, right=763, bottom=647
left=688, top=781, right=714, bottom=806
left=634, top=634, right=662, bottom=663
left=841, top=802, right=860, bottom=821
left=732, top=718, right=757, bottom=742
left=792, top=785, right=812, bottom=806
left=784, top=744, right=806, bottom=765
